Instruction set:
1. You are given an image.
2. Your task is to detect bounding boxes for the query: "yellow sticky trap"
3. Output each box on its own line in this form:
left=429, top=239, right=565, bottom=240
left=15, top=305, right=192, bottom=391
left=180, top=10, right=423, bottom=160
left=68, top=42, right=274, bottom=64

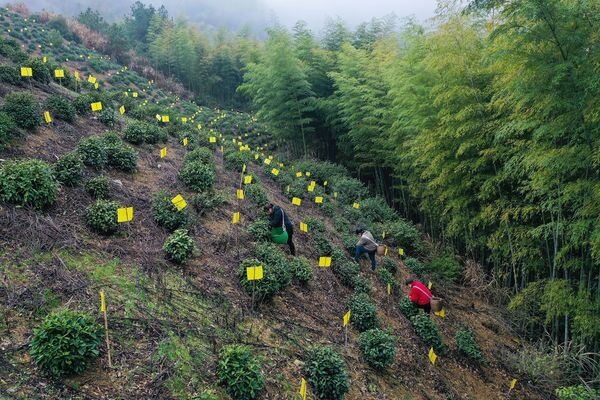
left=91, top=102, right=103, bottom=112
left=209, top=136, right=216, bottom=143
left=334, top=192, right=338, bottom=198
left=133, top=92, right=138, bottom=98
left=232, top=212, right=240, bottom=224
left=94, top=82, right=99, bottom=90
left=171, top=194, right=187, bottom=211
left=384, top=246, right=388, bottom=256
left=242, top=164, right=247, bottom=173
left=292, top=197, right=301, bottom=206
left=44, top=111, right=52, bottom=124
left=244, top=175, right=253, bottom=184
left=324, top=181, right=328, bottom=186
left=315, top=197, right=323, bottom=204
left=117, top=207, right=133, bottom=223
left=307, top=185, right=315, bottom=192
left=20, top=67, right=32, bottom=77
left=434, top=308, right=445, bottom=318
left=100, top=289, right=106, bottom=312
left=74, top=71, right=80, bottom=81
left=232, top=138, right=236, bottom=143
left=353, top=202, right=360, bottom=209
left=246, top=265, right=264, bottom=281
left=300, top=222, right=308, bottom=233
left=428, top=347, right=437, bottom=365
left=160, top=147, right=167, bottom=158
left=119, top=105, right=125, bottom=115
left=54, top=69, right=64, bottom=78
left=319, top=257, right=332, bottom=267
left=296, top=171, right=303, bottom=177
left=156, top=114, right=162, bottom=121
left=43, top=56, right=47, bottom=63
left=509, top=379, right=517, bottom=391
left=268, top=155, right=273, bottom=160
left=300, top=378, right=307, bottom=400
left=387, top=283, right=391, bottom=296
left=286, top=185, right=290, bottom=193
left=343, top=310, right=351, bottom=327
left=264, top=158, right=271, bottom=165
left=198, top=124, right=202, bottom=129
left=428, top=281, right=432, bottom=290
left=88, top=75, right=96, bottom=83
left=271, top=168, right=279, bottom=176
left=124, top=91, right=129, bottom=97
left=183, top=137, right=188, bottom=146
left=255, top=154, right=259, bottom=160
left=399, top=248, right=405, bottom=256
left=162, top=115, right=170, bottom=123
left=237, top=189, right=245, bottom=200
left=278, top=162, right=284, bottom=167
left=305, top=172, right=311, bottom=177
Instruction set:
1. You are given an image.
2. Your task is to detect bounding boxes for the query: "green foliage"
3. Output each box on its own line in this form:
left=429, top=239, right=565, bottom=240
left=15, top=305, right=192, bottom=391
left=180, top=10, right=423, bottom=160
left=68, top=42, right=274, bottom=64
left=44, top=95, right=76, bottom=122
left=427, top=256, right=463, bottom=283
left=404, top=257, right=427, bottom=277
left=314, top=232, right=333, bottom=256
left=77, top=136, right=108, bottom=168
left=377, top=267, right=396, bottom=290
left=290, top=256, right=313, bottom=285
left=178, top=161, right=215, bottom=192
left=304, top=345, right=349, bottom=400
left=163, top=229, right=195, bottom=264
left=152, top=191, right=192, bottom=231
left=98, top=108, right=117, bottom=126
left=28, top=56, right=51, bottom=84
left=332, top=259, right=359, bottom=288
left=358, top=328, right=397, bottom=371
left=53, top=152, right=83, bottom=186
left=373, top=220, right=422, bottom=254
left=217, top=345, right=264, bottom=400
left=305, top=216, right=326, bottom=234
left=381, top=257, right=396, bottom=274
left=555, top=386, right=600, bottom=400
left=105, top=143, right=138, bottom=172
left=455, top=327, right=485, bottom=363
left=0, top=64, right=21, bottom=85
left=2, top=92, right=40, bottom=131
left=224, top=150, right=252, bottom=171
left=85, top=176, right=109, bottom=199
left=193, top=190, right=227, bottom=215
left=0, top=159, right=58, bottom=209
left=123, top=121, right=166, bottom=144
left=399, top=296, right=419, bottom=319
left=85, top=200, right=119, bottom=235
left=239, top=244, right=291, bottom=302
left=358, top=197, right=396, bottom=224
left=245, top=219, right=271, bottom=242
left=0, top=111, right=18, bottom=149
left=30, top=310, right=102, bottom=377
left=352, top=275, right=372, bottom=294
left=347, top=292, right=379, bottom=332
left=410, top=314, right=443, bottom=351
left=185, top=147, right=213, bottom=164
left=330, top=177, right=368, bottom=205
left=244, top=184, right=268, bottom=206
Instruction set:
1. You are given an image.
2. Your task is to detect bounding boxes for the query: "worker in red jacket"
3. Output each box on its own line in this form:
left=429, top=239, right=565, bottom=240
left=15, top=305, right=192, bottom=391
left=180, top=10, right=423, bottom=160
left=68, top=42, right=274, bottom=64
left=405, top=279, right=432, bottom=314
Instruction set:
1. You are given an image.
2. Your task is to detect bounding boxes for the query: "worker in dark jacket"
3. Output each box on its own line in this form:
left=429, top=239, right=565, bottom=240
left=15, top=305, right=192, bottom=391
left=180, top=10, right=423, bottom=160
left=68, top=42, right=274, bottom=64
left=406, top=278, right=432, bottom=314
left=264, top=203, right=296, bottom=256
left=355, top=225, right=378, bottom=271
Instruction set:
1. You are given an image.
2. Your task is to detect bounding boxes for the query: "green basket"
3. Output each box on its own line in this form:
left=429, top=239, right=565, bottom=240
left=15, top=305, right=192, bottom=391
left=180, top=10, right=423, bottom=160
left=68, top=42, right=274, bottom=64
left=271, top=227, right=289, bottom=244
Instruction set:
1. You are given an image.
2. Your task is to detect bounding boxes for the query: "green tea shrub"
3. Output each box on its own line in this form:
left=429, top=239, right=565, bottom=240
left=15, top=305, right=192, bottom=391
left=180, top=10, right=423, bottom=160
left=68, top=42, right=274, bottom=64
left=85, top=200, right=119, bottom=234
left=53, top=151, right=83, bottom=186
left=334, top=217, right=350, bottom=234
left=217, top=345, right=264, bottom=400
left=374, top=220, right=422, bottom=254
left=381, top=257, right=397, bottom=274
left=105, top=144, right=137, bottom=172
left=85, top=175, right=109, bottom=199
left=0, top=37, right=27, bottom=62
left=404, top=257, right=427, bottom=277
left=352, top=275, right=372, bottom=294
left=245, top=219, right=271, bottom=242
left=399, top=296, right=419, bottom=319
left=359, top=197, right=396, bottom=224
left=122, top=120, right=148, bottom=144
left=2, top=92, right=40, bottom=130
left=428, top=256, right=463, bottom=283
left=238, top=255, right=290, bottom=302
left=193, top=190, right=227, bottom=215
left=314, top=232, right=333, bottom=256
left=178, top=161, right=215, bottom=192
left=0, top=112, right=18, bottom=149
left=44, top=95, right=76, bottom=122
left=163, top=229, right=196, bottom=264
left=224, top=150, right=252, bottom=171
left=332, top=259, right=359, bottom=288
left=455, top=327, right=485, bottom=363
left=185, top=147, right=213, bottom=164
left=290, top=256, right=313, bottom=285
left=321, top=202, right=335, bottom=217
left=377, top=268, right=397, bottom=290
left=0, top=64, right=20, bottom=85
left=305, top=217, right=325, bottom=234
left=304, top=345, right=349, bottom=400
left=555, top=385, right=600, bottom=400
left=331, top=177, right=367, bottom=205
left=0, top=159, right=58, bottom=209
left=30, top=310, right=102, bottom=377
left=28, top=56, right=51, bottom=84
left=73, top=92, right=106, bottom=115
left=342, top=233, right=356, bottom=255
left=244, top=184, right=268, bottom=206
left=77, top=136, right=108, bottom=168
left=98, top=108, right=116, bottom=126
left=359, top=328, right=397, bottom=371
left=152, top=190, right=192, bottom=231
left=411, top=314, right=443, bottom=351
left=348, top=292, right=379, bottom=332
left=293, top=159, right=348, bottom=184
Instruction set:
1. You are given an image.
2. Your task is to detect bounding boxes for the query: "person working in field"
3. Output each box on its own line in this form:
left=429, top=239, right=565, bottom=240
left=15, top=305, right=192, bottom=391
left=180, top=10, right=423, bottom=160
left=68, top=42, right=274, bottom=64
left=406, top=279, right=432, bottom=314
left=354, top=225, right=378, bottom=271
left=264, top=203, right=296, bottom=256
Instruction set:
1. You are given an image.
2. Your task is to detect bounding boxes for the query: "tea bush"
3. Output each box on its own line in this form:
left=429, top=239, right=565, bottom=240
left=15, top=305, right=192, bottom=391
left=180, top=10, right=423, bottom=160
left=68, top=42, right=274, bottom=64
left=185, top=147, right=213, bottom=164
left=411, top=314, right=443, bottom=351
left=245, top=219, right=271, bottom=242
left=331, top=176, right=368, bottom=205
left=304, top=345, right=349, bottom=400
left=377, top=268, right=397, bottom=290
left=455, top=327, right=485, bottom=363
left=0, top=111, right=18, bottom=149
left=352, top=275, right=372, bottom=294
left=78, top=136, right=108, bottom=168
left=2, top=92, right=40, bottom=130
left=244, top=184, right=268, bottom=206
left=359, top=328, right=397, bottom=371
left=53, top=151, right=83, bottom=186
left=217, top=345, right=264, bottom=400
left=404, top=257, right=427, bottom=277
left=238, top=255, right=290, bottom=302
left=193, top=190, right=227, bottom=215
left=85, top=175, right=109, bottom=199
left=123, top=120, right=166, bottom=144
left=381, top=257, right=397, bottom=274
left=152, top=190, right=192, bottom=231
left=0, top=64, right=20, bottom=85
left=98, top=108, right=116, bottom=126
left=44, top=94, right=76, bottom=122
left=348, top=292, right=379, bottom=332
left=85, top=200, right=119, bottom=235
left=105, top=143, right=137, bottom=172
left=399, top=296, right=419, bottom=319
left=428, top=256, right=463, bottom=283
left=290, top=256, right=313, bottom=285
left=179, top=161, right=215, bottom=192
left=373, top=220, right=422, bottom=254
left=321, top=201, right=335, bottom=217
left=305, top=216, right=326, bottom=234
left=30, top=310, right=102, bottom=377
left=28, top=56, right=51, bottom=84
left=314, top=232, right=333, bottom=256
left=0, top=159, right=58, bottom=209
left=555, top=385, right=600, bottom=400
left=359, top=197, right=396, bottom=224
left=332, top=259, right=359, bottom=288
left=163, top=229, right=195, bottom=264
left=224, top=150, right=252, bottom=171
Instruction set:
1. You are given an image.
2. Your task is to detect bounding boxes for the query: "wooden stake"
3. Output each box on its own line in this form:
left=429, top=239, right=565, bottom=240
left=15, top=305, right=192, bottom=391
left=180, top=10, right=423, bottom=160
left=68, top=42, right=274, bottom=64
left=100, top=290, right=113, bottom=368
